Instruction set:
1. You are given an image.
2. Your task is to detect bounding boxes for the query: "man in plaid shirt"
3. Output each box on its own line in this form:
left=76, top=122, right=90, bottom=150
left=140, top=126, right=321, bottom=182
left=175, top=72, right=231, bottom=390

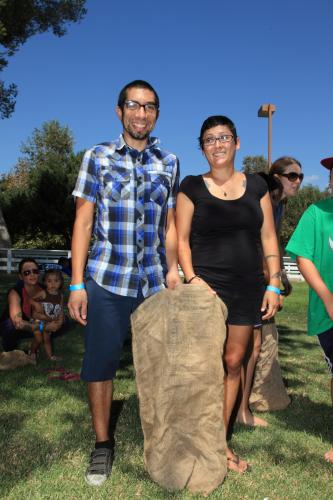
left=68, top=80, right=180, bottom=486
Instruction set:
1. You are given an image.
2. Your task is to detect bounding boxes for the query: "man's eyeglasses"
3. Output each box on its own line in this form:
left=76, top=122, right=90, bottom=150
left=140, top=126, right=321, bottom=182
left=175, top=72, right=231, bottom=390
left=203, top=134, right=234, bottom=146
left=279, top=172, right=304, bottom=183
left=124, top=100, right=158, bottom=114
left=22, top=269, right=40, bottom=276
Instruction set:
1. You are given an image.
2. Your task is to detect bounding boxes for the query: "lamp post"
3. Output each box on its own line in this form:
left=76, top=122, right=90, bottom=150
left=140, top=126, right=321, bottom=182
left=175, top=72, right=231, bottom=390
left=258, top=104, right=276, bottom=168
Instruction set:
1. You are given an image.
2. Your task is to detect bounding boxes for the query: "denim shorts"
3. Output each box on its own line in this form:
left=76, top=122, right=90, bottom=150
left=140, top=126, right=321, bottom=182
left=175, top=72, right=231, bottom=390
left=318, top=326, right=333, bottom=377
left=81, top=278, right=144, bottom=382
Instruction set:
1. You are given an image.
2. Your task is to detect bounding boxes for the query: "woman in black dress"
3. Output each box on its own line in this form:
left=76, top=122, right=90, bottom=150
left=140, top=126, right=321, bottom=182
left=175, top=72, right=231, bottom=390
left=176, top=115, right=280, bottom=473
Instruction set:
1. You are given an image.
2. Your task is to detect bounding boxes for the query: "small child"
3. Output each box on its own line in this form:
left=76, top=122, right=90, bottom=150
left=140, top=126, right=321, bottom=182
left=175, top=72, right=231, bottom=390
left=29, top=269, right=65, bottom=361
left=286, top=156, right=333, bottom=463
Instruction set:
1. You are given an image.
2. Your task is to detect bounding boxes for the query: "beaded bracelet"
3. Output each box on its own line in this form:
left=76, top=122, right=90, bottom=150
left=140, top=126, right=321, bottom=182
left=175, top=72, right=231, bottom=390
left=69, top=283, right=85, bottom=292
left=187, top=275, right=201, bottom=284
left=266, top=285, right=281, bottom=295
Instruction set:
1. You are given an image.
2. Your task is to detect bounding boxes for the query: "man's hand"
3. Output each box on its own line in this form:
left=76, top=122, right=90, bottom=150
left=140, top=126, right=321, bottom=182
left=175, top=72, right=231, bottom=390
left=165, top=269, right=181, bottom=290
left=68, top=289, right=88, bottom=325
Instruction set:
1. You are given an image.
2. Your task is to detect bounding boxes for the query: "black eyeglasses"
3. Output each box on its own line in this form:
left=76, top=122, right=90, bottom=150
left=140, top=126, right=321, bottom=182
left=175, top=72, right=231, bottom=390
left=279, top=172, right=304, bottom=183
left=203, top=134, right=234, bottom=146
left=124, top=100, right=158, bottom=114
left=22, top=269, right=40, bottom=276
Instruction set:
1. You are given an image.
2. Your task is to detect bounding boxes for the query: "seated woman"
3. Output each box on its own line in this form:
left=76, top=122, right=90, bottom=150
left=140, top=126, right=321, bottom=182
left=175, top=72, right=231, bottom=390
left=176, top=115, right=280, bottom=473
left=0, top=258, right=44, bottom=352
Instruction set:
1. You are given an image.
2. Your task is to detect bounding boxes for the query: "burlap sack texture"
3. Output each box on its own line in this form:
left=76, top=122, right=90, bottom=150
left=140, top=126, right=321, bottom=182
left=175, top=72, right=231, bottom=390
left=131, top=284, right=228, bottom=495
left=0, top=350, right=36, bottom=370
left=249, top=321, right=291, bottom=412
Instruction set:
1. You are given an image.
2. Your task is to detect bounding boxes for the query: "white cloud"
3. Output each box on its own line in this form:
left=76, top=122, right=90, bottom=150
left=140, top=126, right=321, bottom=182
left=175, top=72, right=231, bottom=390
left=304, top=175, right=319, bottom=182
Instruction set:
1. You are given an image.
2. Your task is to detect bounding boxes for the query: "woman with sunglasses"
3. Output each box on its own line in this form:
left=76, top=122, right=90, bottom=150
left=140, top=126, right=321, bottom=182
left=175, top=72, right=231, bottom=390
left=237, top=156, right=303, bottom=426
left=176, top=115, right=280, bottom=473
left=0, top=258, right=44, bottom=352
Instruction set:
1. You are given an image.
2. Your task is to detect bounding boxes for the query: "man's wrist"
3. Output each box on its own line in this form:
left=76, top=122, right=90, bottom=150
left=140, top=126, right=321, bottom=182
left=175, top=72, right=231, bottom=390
left=69, top=283, right=85, bottom=292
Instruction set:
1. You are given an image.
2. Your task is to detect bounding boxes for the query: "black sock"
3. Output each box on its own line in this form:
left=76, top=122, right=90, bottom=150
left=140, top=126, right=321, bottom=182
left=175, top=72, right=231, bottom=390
left=95, top=439, right=113, bottom=450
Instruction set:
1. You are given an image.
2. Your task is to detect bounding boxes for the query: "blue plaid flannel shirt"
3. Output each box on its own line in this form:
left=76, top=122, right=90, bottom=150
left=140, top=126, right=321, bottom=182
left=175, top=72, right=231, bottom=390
left=72, top=134, right=179, bottom=298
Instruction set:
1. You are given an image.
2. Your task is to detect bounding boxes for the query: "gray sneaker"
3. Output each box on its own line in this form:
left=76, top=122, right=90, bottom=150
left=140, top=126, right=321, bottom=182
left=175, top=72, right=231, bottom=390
left=85, top=447, right=114, bottom=486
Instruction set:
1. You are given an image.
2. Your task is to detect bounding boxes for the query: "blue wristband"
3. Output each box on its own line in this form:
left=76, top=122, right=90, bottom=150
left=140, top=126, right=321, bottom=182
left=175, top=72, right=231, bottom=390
left=39, top=321, right=44, bottom=333
left=266, top=285, right=281, bottom=295
left=69, top=283, right=85, bottom=292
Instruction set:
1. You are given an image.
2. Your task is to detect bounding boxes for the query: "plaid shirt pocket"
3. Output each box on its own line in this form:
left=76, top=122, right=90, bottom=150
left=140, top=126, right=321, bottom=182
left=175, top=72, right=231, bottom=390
left=149, top=171, right=172, bottom=206
left=102, top=169, right=131, bottom=202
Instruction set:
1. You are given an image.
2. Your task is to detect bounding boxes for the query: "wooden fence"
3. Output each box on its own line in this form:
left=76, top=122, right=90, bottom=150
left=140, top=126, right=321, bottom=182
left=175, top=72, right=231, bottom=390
left=0, top=249, right=70, bottom=274
left=0, top=248, right=304, bottom=280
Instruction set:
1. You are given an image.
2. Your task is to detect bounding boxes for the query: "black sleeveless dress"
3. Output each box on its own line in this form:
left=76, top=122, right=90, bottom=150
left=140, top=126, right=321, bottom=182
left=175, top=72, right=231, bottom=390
left=179, top=173, right=267, bottom=325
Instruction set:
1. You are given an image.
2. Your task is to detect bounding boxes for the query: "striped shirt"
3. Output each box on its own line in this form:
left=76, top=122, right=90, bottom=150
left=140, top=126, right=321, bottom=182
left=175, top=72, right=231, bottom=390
left=73, top=134, right=179, bottom=298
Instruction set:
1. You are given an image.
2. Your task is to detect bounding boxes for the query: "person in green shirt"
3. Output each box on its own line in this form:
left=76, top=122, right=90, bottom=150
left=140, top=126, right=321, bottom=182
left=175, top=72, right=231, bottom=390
left=286, top=156, right=333, bottom=464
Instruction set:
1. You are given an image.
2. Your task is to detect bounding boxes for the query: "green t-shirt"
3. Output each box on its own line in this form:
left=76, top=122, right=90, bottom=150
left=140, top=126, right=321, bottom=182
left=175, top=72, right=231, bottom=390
left=286, top=198, right=333, bottom=336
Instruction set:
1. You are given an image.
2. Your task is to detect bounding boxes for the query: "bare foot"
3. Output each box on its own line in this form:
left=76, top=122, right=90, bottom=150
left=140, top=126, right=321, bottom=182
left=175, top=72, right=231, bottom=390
left=48, top=355, right=62, bottom=361
left=324, top=449, right=333, bottom=463
left=237, top=410, right=268, bottom=427
left=227, top=448, right=250, bottom=474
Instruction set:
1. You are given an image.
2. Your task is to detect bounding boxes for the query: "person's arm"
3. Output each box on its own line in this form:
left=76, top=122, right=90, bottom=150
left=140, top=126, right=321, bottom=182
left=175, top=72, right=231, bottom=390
left=31, top=298, right=51, bottom=322
left=8, top=290, right=40, bottom=333
left=68, top=197, right=95, bottom=325
left=260, top=192, right=281, bottom=319
left=297, top=256, right=333, bottom=320
left=165, top=208, right=181, bottom=289
left=176, top=192, right=215, bottom=293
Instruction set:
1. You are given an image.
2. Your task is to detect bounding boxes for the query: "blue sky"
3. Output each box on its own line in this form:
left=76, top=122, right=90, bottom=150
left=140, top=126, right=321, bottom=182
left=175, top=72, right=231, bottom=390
left=1, top=0, right=332, bottom=189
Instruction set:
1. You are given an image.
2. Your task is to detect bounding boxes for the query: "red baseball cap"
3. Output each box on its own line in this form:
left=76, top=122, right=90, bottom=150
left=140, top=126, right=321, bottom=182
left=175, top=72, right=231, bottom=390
left=320, top=157, right=333, bottom=170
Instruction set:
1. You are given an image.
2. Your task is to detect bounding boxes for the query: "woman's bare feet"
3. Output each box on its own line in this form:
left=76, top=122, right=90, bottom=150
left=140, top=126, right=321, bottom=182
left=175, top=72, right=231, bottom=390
left=236, top=409, right=268, bottom=427
left=227, top=448, right=249, bottom=474
left=324, top=449, right=333, bottom=463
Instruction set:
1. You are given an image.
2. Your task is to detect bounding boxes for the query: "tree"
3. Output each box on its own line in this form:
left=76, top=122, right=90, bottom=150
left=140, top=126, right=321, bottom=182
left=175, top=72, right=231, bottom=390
left=0, top=120, right=83, bottom=248
left=0, top=0, right=87, bottom=118
left=280, top=185, right=327, bottom=248
left=242, top=155, right=268, bottom=174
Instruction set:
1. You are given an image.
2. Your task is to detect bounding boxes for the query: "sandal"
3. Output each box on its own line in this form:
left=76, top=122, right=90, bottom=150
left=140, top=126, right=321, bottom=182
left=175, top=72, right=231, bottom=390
left=48, top=371, right=81, bottom=381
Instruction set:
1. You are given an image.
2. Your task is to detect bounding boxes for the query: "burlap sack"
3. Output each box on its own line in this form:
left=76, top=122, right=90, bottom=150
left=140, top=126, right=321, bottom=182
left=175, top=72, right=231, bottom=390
left=131, top=284, right=228, bottom=495
left=249, top=321, right=290, bottom=412
left=0, top=350, right=36, bottom=370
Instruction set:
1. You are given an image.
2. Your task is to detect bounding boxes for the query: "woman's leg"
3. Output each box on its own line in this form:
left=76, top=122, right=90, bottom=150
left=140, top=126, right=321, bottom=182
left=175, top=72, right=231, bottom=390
left=236, top=327, right=268, bottom=427
left=223, top=324, right=253, bottom=473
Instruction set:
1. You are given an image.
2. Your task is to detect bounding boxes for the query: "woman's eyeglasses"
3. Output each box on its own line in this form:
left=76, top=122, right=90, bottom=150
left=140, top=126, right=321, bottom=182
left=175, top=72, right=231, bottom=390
left=279, top=172, right=304, bottom=183
left=22, top=269, right=40, bottom=276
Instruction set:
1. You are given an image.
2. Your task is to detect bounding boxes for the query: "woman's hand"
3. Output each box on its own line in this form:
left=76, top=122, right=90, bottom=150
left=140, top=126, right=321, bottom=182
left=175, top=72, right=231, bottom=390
left=188, top=276, right=216, bottom=295
left=166, top=268, right=181, bottom=290
left=261, top=290, right=280, bottom=320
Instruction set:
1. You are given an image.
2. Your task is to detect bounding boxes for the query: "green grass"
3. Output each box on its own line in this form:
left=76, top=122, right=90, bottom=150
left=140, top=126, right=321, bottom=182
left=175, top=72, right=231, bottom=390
left=1, top=276, right=333, bottom=499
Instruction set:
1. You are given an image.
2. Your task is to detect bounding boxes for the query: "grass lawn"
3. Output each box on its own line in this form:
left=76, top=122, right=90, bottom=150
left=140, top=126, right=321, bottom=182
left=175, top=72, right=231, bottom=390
left=1, top=275, right=333, bottom=499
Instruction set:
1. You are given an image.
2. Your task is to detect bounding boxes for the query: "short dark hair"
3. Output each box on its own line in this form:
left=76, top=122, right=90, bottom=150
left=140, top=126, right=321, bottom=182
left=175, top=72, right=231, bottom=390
left=18, top=258, right=39, bottom=274
left=198, top=115, right=238, bottom=149
left=117, top=80, right=160, bottom=110
left=42, top=269, right=64, bottom=290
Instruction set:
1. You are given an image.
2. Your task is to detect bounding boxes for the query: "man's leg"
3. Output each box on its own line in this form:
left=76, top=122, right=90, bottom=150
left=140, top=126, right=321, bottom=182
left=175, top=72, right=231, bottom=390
left=88, top=380, right=113, bottom=442
left=82, top=278, right=140, bottom=486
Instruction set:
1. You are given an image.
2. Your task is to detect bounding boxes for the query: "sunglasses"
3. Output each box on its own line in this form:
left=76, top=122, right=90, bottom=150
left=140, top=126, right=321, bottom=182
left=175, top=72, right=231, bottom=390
left=279, top=172, right=304, bottom=182
left=22, top=269, right=40, bottom=277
